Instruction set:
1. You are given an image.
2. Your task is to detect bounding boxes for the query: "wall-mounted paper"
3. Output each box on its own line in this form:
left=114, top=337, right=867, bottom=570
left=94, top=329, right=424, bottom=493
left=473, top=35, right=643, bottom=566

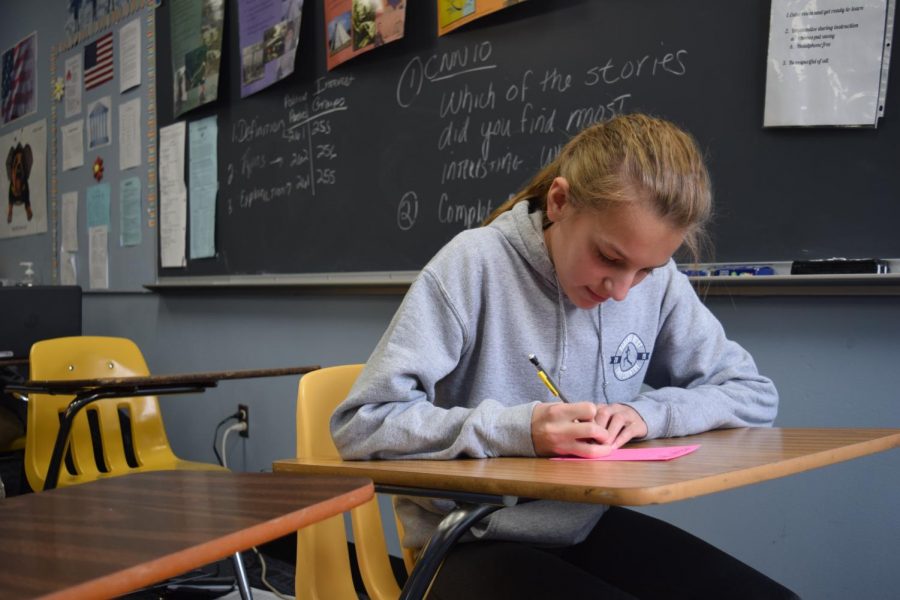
left=0, top=118, right=47, bottom=239
left=324, top=0, right=406, bottom=71
left=188, top=116, right=217, bottom=259
left=764, top=0, right=895, bottom=126
left=86, top=183, right=110, bottom=228
left=238, top=0, right=304, bottom=97
left=159, top=121, right=187, bottom=267
left=118, top=97, right=142, bottom=170
left=88, top=225, right=109, bottom=289
left=86, top=96, right=112, bottom=150
left=61, top=191, right=78, bottom=252
left=170, top=0, right=224, bottom=117
left=64, top=53, right=82, bottom=118
left=61, top=120, right=84, bottom=171
left=120, top=177, right=142, bottom=247
left=119, top=18, right=142, bottom=93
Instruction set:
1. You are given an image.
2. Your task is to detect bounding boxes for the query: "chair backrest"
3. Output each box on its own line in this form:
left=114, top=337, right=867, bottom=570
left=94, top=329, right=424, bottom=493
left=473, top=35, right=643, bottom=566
left=24, top=336, right=180, bottom=491
left=295, top=364, right=412, bottom=600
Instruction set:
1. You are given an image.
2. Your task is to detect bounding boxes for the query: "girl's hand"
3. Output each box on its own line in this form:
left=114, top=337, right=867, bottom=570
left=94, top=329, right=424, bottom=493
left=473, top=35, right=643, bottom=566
left=593, top=403, right=648, bottom=449
left=531, top=401, right=615, bottom=458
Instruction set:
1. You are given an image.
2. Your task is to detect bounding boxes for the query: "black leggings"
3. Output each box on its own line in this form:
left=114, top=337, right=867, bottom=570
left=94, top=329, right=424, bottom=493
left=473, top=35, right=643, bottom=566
left=429, top=506, right=799, bottom=600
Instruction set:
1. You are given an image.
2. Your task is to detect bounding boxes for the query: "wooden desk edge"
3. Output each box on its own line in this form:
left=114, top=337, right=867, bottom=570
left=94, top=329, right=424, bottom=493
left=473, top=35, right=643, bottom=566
left=612, top=431, right=900, bottom=505
left=37, top=479, right=374, bottom=600
left=273, top=430, right=900, bottom=506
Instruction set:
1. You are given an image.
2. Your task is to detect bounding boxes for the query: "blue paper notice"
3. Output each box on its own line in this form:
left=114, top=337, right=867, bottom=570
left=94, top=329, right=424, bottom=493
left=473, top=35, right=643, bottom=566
left=120, top=177, right=142, bottom=247
left=188, top=116, right=217, bottom=259
left=86, top=183, right=111, bottom=228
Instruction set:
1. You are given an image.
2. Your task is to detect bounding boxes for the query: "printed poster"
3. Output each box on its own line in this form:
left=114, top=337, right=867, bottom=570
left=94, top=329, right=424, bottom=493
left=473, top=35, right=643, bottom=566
left=67, top=0, right=129, bottom=38
left=0, top=119, right=47, bottom=239
left=1, top=32, right=37, bottom=126
left=170, top=0, right=225, bottom=117
left=764, top=0, right=894, bottom=126
left=438, top=0, right=527, bottom=36
left=325, top=0, right=406, bottom=71
left=238, top=0, right=304, bottom=97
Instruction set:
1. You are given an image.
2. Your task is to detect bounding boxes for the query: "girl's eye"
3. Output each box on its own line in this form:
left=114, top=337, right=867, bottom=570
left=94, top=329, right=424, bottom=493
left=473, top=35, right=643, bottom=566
left=598, top=252, right=618, bottom=264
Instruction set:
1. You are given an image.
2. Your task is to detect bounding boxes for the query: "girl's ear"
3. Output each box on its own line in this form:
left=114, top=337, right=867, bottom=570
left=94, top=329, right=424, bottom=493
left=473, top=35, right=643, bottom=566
left=545, top=177, right=571, bottom=223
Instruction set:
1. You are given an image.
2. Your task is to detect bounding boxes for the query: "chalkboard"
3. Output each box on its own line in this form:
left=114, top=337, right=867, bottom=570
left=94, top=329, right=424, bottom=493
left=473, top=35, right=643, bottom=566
left=155, top=0, right=900, bottom=283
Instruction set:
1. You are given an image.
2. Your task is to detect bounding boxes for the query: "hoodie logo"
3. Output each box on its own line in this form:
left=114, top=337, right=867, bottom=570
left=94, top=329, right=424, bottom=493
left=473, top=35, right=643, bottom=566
left=609, top=333, right=650, bottom=380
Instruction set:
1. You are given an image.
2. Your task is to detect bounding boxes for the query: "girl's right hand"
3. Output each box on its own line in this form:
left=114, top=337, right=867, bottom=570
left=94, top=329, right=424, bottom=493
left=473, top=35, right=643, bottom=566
left=531, top=401, right=615, bottom=458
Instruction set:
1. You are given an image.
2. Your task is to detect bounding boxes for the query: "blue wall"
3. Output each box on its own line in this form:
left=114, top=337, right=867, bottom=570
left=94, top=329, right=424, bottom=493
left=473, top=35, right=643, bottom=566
left=3, top=2, right=899, bottom=598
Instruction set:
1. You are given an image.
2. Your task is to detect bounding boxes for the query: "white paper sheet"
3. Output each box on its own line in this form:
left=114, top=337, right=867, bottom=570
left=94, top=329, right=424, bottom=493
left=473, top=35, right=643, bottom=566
left=60, top=120, right=84, bottom=171
left=159, top=121, right=187, bottom=268
left=118, top=97, right=142, bottom=170
left=88, top=225, right=109, bottom=289
left=64, top=54, right=82, bottom=118
left=60, top=251, right=77, bottom=286
left=765, top=0, right=893, bottom=126
left=61, top=191, right=79, bottom=251
left=119, top=18, right=142, bottom=93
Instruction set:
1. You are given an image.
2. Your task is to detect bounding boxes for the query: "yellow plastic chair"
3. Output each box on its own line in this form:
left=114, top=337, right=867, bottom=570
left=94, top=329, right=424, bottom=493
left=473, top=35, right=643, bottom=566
left=295, top=364, right=415, bottom=600
left=23, top=336, right=255, bottom=598
left=24, top=336, right=223, bottom=492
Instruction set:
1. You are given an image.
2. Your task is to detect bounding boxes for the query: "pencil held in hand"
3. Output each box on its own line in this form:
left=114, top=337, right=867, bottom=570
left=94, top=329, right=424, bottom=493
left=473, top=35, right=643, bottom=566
left=528, top=353, right=570, bottom=403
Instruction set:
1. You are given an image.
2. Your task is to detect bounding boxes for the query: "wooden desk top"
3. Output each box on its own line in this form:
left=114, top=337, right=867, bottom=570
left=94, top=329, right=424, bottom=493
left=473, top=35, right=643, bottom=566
left=273, top=427, right=900, bottom=506
left=0, top=470, right=373, bottom=600
left=5, top=365, right=319, bottom=394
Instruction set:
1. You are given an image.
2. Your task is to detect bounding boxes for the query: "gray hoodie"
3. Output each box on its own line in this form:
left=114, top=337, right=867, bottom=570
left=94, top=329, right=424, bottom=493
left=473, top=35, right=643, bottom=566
left=331, top=200, right=778, bottom=549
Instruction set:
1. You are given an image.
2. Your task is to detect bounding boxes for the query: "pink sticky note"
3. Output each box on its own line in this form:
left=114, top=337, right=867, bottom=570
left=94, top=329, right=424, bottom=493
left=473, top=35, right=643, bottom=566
left=551, top=444, right=700, bottom=461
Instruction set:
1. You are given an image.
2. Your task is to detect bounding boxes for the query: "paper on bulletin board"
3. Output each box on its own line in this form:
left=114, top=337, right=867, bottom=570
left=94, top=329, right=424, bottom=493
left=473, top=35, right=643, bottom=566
left=64, top=54, right=82, bottom=118
left=0, top=118, right=47, bottom=239
left=324, top=0, right=406, bottom=71
left=764, top=0, right=895, bottom=126
left=237, top=0, right=304, bottom=97
left=437, top=0, right=527, bottom=36
left=60, top=119, right=84, bottom=171
left=119, top=18, right=142, bottom=93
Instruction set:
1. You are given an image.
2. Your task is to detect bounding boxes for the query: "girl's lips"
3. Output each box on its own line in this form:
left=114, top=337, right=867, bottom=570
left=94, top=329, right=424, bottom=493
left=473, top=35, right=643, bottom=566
left=586, top=287, right=608, bottom=303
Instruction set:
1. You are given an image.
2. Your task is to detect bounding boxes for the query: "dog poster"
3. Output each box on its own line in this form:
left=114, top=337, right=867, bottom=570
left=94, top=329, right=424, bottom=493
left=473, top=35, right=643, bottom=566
left=0, top=118, right=47, bottom=238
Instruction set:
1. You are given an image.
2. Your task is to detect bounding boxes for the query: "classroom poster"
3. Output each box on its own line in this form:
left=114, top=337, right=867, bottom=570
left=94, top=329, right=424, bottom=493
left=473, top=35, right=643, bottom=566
left=437, top=0, right=526, bottom=36
left=66, top=0, right=131, bottom=38
left=325, top=0, right=406, bottom=71
left=0, top=118, right=47, bottom=239
left=238, top=0, right=304, bottom=97
left=1, top=32, right=37, bottom=126
left=764, top=0, right=893, bottom=126
left=169, top=0, right=225, bottom=117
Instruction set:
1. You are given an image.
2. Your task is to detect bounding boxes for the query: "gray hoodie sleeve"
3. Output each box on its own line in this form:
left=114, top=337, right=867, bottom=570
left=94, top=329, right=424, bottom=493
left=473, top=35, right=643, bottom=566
left=330, top=268, right=538, bottom=460
left=628, top=269, right=779, bottom=439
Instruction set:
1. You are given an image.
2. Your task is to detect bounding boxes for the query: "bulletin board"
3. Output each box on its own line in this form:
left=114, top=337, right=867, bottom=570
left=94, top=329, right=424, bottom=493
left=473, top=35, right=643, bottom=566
left=50, top=0, right=157, bottom=292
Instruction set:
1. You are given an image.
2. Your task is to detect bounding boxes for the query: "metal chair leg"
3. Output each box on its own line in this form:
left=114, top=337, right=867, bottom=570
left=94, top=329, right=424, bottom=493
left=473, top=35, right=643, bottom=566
left=232, top=551, right=253, bottom=599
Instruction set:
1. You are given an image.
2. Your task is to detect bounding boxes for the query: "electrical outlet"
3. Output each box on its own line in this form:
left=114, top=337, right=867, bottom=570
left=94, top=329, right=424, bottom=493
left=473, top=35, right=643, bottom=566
left=238, top=404, right=249, bottom=438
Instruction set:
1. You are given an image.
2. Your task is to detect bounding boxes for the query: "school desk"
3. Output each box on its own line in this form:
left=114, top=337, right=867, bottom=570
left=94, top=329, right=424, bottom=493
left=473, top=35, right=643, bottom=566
left=4, top=365, right=319, bottom=491
left=0, top=470, right=373, bottom=599
left=273, top=427, right=900, bottom=600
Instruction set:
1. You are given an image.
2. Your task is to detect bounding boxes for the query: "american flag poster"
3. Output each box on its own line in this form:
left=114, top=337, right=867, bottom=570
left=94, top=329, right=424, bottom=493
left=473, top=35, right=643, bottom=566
left=84, top=32, right=114, bottom=91
left=1, top=32, right=37, bottom=126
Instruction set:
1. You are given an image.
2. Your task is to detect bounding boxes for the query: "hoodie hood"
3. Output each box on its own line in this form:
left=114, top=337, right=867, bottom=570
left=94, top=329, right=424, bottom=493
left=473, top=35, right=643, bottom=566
left=489, top=200, right=559, bottom=291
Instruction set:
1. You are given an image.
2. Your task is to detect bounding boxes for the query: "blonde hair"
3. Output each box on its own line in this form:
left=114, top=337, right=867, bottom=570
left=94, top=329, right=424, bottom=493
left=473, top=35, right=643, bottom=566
left=484, top=113, right=712, bottom=260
